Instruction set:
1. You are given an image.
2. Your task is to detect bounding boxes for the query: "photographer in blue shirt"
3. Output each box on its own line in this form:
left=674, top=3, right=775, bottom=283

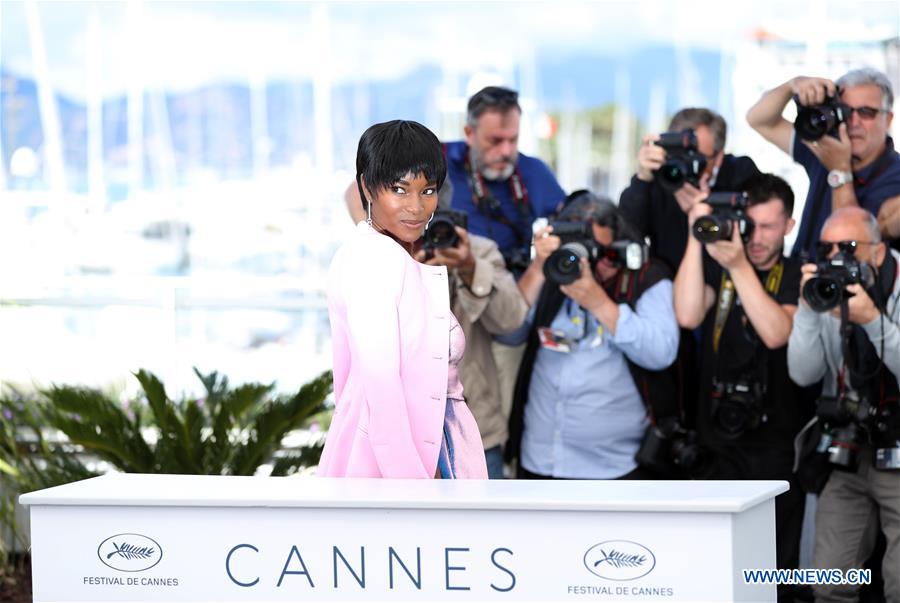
left=748, top=67, right=900, bottom=256
left=502, top=191, right=679, bottom=479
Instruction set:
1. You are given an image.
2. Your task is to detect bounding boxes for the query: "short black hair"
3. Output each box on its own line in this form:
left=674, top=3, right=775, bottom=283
left=745, top=173, right=795, bottom=216
left=355, top=120, right=447, bottom=209
left=466, top=86, right=521, bottom=128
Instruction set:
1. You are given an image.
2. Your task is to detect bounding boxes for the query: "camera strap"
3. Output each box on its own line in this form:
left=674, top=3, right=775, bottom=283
left=840, top=253, right=900, bottom=411
left=462, top=150, right=531, bottom=248
left=712, top=261, right=784, bottom=354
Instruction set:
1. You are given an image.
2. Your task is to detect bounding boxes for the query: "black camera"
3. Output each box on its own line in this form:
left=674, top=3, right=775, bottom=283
left=543, top=222, right=647, bottom=285
left=794, top=92, right=848, bottom=142
left=802, top=252, right=876, bottom=313
left=816, top=394, right=876, bottom=469
left=692, top=192, right=755, bottom=244
left=710, top=378, right=765, bottom=440
left=635, top=417, right=713, bottom=478
left=653, top=129, right=708, bottom=193
left=423, top=209, right=468, bottom=250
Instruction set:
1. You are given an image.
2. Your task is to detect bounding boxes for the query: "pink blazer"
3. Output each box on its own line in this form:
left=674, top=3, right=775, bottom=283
left=317, top=222, right=450, bottom=478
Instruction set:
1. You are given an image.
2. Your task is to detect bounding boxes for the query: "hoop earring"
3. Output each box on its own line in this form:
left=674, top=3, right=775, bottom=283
left=366, top=201, right=372, bottom=227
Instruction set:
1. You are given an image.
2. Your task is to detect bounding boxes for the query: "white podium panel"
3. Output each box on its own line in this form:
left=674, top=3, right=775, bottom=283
left=20, top=474, right=786, bottom=602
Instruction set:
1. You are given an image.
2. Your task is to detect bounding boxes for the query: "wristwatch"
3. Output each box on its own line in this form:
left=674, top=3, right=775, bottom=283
left=827, top=169, right=852, bottom=189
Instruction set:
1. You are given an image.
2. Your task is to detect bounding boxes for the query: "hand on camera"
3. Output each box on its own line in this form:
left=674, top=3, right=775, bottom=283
left=415, top=227, right=476, bottom=283
left=637, top=134, right=665, bottom=182
left=705, top=223, right=748, bottom=270
left=803, top=123, right=852, bottom=172
left=790, top=76, right=837, bottom=106
left=532, top=225, right=561, bottom=267
left=836, top=283, right=880, bottom=325
left=673, top=173, right=711, bottom=214
left=559, top=258, right=607, bottom=310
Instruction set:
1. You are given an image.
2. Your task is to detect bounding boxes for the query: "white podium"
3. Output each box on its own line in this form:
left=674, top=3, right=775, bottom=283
left=20, top=474, right=786, bottom=602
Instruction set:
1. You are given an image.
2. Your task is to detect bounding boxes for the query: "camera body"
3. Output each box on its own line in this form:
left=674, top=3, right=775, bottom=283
left=635, top=417, right=713, bottom=478
left=693, top=192, right=755, bottom=244
left=801, top=252, right=876, bottom=313
left=653, top=129, right=708, bottom=192
left=816, top=393, right=877, bottom=469
left=710, top=378, right=765, bottom=440
left=542, top=221, right=648, bottom=285
left=422, top=209, right=468, bottom=250
left=794, top=92, right=848, bottom=142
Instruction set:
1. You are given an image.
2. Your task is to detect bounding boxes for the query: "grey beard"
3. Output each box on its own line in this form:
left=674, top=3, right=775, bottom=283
left=481, top=162, right=516, bottom=181
left=470, top=149, right=517, bottom=181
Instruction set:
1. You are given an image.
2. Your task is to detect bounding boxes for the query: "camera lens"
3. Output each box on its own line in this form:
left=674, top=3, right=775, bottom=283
left=657, top=159, right=687, bottom=192
left=693, top=215, right=732, bottom=244
left=795, top=106, right=838, bottom=142
left=802, top=276, right=842, bottom=313
left=424, top=217, right=459, bottom=249
left=544, top=243, right=588, bottom=285
left=713, top=399, right=751, bottom=440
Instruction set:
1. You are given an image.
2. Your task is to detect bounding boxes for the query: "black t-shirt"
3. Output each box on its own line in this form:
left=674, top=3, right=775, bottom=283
left=697, top=254, right=813, bottom=479
left=619, top=154, right=762, bottom=275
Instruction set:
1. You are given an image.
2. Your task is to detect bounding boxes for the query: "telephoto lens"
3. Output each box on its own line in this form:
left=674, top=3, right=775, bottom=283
left=802, top=275, right=844, bottom=313
left=692, top=192, right=752, bottom=244
left=653, top=130, right=707, bottom=193
left=693, top=214, right=734, bottom=244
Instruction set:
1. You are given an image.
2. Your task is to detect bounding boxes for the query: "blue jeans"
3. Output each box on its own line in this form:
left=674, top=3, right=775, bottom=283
left=485, top=445, right=505, bottom=479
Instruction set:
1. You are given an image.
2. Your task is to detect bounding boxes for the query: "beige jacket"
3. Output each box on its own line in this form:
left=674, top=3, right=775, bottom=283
left=452, top=235, right=529, bottom=450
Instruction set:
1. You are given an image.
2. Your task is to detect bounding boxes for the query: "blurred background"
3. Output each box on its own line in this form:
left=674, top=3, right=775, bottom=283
left=1, top=0, right=899, bottom=396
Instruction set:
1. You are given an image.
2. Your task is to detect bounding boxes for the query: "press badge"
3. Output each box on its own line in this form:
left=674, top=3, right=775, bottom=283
left=537, top=327, right=572, bottom=353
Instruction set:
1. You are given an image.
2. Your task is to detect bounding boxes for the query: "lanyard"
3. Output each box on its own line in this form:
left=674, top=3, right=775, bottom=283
left=463, top=151, right=531, bottom=246
left=712, top=261, right=784, bottom=354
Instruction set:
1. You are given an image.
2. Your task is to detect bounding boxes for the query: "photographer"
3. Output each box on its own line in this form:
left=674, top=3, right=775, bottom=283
left=620, top=108, right=762, bottom=274
left=747, top=68, right=900, bottom=257
left=503, top=191, right=680, bottom=479
left=411, top=192, right=530, bottom=479
left=788, top=207, right=900, bottom=602
left=673, top=174, right=812, bottom=599
left=620, top=109, right=762, bottom=430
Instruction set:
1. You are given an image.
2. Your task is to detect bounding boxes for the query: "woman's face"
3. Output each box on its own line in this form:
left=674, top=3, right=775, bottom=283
left=369, top=172, right=439, bottom=244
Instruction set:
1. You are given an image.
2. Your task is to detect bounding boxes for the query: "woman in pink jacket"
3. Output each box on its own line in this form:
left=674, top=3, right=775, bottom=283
left=318, top=120, right=487, bottom=479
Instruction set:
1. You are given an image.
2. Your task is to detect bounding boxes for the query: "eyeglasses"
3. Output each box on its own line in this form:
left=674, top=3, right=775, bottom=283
left=843, top=105, right=887, bottom=120
left=815, top=239, right=877, bottom=259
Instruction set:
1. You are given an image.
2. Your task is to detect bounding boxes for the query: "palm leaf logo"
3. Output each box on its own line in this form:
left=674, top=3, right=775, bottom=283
left=107, top=541, right=156, bottom=561
left=593, top=549, right=647, bottom=569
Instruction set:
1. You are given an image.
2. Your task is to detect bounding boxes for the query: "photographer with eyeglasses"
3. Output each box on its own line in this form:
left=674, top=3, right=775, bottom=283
left=747, top=67, right=900, bottom=258
left=788, top=207, right=900, bottom=602
left=673, top=174, right=812, bottom=602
